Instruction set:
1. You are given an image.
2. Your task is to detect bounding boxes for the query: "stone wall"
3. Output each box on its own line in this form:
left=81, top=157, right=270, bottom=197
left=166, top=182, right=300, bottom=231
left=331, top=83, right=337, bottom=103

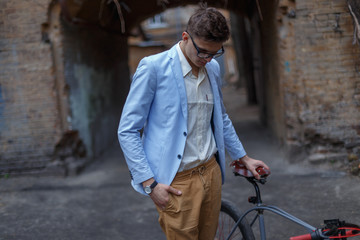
left=278, top=0, right=360, bottom=174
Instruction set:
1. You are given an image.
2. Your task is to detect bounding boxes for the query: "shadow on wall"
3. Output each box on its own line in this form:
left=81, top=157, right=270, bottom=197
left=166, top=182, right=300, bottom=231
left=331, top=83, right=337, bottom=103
left=59, top=19, right=130, bottom=160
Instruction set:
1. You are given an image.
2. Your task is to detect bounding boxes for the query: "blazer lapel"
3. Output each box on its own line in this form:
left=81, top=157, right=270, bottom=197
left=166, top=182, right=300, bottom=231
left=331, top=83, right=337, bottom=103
left=206, top=63, right=223, bottom=141
left=168, top=45, right=188, bottom=119
left=206, top=64, right=221, bottom=110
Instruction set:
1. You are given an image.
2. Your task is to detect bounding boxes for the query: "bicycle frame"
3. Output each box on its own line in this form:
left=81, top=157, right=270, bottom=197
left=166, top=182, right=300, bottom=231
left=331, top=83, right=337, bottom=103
left=226, top=178, right=317, bottom=240
left=225, top=162, right=360, bottom=240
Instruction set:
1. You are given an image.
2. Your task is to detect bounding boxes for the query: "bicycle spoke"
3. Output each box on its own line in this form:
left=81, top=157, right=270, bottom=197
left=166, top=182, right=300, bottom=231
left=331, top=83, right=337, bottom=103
left=216, top=211, right=243, bottom=240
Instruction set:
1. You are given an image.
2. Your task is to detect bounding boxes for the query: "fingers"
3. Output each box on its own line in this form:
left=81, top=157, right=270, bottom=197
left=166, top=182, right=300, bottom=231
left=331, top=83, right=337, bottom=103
left=241, top=156, right=271, bottom=179
left=168, top=186, right=182, bottom=196
left=252, top=168, right=261, bottom=180
left=149, top=184, right=169, bottom=208
left=260, top=161, right=270, bottom=170
left=152, top=194, right=168, bottom=210
left=150, top=184, right=182, bottom=210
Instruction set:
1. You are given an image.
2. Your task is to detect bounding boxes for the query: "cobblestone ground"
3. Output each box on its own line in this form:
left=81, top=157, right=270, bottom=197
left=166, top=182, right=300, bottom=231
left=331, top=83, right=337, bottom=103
left=0, top=86, right=359, bottom=240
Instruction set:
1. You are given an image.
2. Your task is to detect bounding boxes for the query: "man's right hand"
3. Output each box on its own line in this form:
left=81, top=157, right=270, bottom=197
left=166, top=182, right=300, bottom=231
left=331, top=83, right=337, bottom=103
left=150, top=183, right=182, bottom=209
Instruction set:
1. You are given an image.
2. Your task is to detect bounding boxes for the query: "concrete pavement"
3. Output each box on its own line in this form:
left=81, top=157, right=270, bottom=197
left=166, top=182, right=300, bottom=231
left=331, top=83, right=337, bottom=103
left=0, top=86, right=359, bottom=239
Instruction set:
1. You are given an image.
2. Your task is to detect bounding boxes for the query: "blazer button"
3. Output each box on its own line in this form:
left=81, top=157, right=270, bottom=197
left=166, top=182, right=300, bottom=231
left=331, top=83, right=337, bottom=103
left=177, top=154, right=182, bottom=159
left=183, top=132, right=187, bottom=136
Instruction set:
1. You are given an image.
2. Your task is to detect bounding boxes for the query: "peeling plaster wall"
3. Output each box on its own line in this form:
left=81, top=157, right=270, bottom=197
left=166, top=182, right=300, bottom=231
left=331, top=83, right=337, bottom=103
left=61, top=20, right=129, bottom=158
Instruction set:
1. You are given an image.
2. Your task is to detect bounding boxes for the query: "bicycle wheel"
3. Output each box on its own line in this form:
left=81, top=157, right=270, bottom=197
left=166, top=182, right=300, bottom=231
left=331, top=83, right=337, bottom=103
left=215, top=199, right=255, bottom=240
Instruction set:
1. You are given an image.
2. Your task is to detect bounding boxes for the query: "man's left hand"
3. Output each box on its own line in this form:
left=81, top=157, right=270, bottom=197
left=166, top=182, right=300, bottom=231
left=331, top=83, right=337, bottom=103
left=239, top=155, right=270, bottom=179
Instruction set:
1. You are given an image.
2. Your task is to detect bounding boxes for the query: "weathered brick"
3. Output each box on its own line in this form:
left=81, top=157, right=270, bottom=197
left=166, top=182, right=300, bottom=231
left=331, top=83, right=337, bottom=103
left=0, top=0, right=130, bottom=176
left=278, top=0, right=360, bottom=168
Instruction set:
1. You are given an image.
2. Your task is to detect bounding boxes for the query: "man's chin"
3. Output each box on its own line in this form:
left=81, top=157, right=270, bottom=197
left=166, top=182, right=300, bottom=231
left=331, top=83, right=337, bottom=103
left=197, top=61, right=207, bottom=67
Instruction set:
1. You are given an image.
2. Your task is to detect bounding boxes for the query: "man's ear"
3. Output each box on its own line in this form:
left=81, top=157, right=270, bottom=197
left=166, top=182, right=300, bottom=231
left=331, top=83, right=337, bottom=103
left=182, top=31, right=188, bottom=41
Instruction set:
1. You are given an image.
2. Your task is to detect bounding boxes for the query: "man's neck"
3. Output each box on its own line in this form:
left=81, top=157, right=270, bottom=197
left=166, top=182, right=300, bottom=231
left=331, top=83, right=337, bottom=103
left=179, top=41, right=200, bottom=77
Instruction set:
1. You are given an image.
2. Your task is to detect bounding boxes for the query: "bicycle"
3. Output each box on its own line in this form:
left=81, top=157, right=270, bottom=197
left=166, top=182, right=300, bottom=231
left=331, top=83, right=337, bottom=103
left=215, top=160, right=360, bottom=240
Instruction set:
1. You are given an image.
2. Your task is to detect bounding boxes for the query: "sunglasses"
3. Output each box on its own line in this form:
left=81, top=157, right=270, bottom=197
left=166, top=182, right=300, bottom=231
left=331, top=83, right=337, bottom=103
left=186, top=31, right=225, bottom=59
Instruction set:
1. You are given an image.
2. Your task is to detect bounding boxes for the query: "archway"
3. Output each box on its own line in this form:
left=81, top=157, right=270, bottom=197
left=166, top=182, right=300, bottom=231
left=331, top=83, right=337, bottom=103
left=48, top=0, right=282, bottom=168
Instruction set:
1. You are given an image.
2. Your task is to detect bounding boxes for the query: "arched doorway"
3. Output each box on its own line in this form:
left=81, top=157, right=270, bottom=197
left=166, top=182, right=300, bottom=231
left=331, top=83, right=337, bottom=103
left=48, top=0, right=282, bottom=171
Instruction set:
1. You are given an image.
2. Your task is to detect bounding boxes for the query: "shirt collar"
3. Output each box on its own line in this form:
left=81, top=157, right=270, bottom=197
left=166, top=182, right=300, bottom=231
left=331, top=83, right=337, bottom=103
left=176, top=42, right=193, bottom=78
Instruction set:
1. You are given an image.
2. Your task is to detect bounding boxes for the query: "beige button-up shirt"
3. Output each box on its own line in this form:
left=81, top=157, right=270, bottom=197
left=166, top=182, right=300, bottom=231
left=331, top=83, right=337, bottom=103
left=176, top=43, right=217, bottom=171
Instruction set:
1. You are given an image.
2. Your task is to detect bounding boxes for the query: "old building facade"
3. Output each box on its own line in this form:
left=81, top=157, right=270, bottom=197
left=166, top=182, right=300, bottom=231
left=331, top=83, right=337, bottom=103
left=0, top=0, right=359, bottom=176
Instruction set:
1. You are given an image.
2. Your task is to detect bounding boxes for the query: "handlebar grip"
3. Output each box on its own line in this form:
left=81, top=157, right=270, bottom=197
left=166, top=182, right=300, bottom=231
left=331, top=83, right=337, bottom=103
left=289, top=234, right=312, bottom=240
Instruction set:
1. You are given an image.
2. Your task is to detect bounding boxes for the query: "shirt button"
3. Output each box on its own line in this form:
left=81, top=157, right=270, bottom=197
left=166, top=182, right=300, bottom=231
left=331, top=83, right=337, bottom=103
left=183, top=132, right=187, bottom=136
left=177, top=154, right=182, bottom=159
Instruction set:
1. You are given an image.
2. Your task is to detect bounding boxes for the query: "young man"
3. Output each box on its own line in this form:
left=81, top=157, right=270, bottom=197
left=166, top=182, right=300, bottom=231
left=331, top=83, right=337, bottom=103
left=118, top=6, right=270, bottom=240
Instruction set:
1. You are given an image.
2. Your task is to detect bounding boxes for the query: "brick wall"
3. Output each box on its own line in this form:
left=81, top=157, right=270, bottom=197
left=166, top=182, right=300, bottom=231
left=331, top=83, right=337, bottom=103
left=0, top=0, right=62, bottom=174
left=278, top=0, right=360, bottom=173
left=0, top=0, right=130, bottom=176
left=2, top=0, right=360, bottom=175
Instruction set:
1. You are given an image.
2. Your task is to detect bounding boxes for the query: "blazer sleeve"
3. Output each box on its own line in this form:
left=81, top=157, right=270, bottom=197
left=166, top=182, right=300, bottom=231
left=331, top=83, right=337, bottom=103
left=118, top=57, right=156, bottom=185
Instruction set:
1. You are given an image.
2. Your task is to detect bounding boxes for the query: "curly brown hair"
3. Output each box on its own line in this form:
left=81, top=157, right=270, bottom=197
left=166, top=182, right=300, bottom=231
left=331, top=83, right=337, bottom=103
left=186, top=5, right=230, bottom=43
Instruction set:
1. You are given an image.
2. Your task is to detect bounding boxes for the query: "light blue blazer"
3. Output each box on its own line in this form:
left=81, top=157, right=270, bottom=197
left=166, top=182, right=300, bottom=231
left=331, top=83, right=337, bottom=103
left=118, top=44, right=246, bottom=194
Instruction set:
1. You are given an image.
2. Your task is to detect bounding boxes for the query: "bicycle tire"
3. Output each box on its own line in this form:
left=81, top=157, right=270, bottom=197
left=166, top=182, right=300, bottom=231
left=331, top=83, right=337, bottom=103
left=215, top=199, right=255, bottom=240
